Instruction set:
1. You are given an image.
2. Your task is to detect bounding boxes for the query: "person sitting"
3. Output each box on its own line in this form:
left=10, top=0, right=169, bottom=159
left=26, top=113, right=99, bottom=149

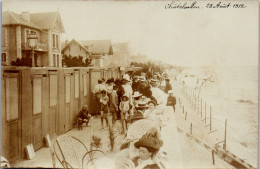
left=132, top=128, right=163, bottom=169
left=77, top=105, right=91, bottom=130
left=166, top=90, right=176, bottom=112
left=143, top=101, right=157, bottom=120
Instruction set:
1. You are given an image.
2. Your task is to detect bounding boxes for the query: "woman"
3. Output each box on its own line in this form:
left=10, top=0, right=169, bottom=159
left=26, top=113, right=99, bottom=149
left=143, top=101, right=157, bottom=120
left=132, top=128, right=163, bottom=169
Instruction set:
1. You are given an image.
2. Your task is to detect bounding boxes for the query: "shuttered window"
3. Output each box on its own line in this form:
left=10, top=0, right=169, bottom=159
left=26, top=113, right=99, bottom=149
left=74, top=72, right=79, bottom=98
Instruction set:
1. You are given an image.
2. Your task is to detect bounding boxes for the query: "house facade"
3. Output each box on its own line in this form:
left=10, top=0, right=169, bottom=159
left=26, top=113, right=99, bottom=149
left=2, top=11, right=65, bottom=67
left=111, top=42, right=130, bottom=68
left=62, top=39, right=113, bottom=68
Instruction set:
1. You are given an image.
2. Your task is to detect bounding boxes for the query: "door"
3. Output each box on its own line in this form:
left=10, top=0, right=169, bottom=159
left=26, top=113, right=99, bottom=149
left=64, top=74, right=72, bottom=132
left=49, top=71, right=58, bottom=138
left=2, top=72, right=21, bottom=163
left=73, top=71, right=80, bottom=118
left=32, top=75, right=44, bottom=150
left=89, top=70, right=102, bottom=115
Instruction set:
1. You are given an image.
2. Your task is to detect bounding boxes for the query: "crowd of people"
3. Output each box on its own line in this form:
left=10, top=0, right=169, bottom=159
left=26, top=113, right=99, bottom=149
left=75, top=71, right=178, bottom=169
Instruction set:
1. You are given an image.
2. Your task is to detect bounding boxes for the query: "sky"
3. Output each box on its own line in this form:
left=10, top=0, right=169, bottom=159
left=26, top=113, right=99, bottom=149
left=2, top=0, right=259, bottom=66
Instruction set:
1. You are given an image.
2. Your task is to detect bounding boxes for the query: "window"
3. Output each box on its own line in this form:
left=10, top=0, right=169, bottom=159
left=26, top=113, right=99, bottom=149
left=25, top=29, right=36, bottom=43
left=6, top=77, right=18, bottom=121
left=2, top=28, right=7, bottom=47
left=83, top=74, right=87, bottom=96
left=52, top=34, right=55, bottom=48
left=52, top=34, right=59, bottom=48
left=53, top=54, right=56, bottom=67
left=50, top=74, right=58, bottom=107
left=33, top=77, right=42, bottom=114
left=74, top=71, right=79, bottom=98
left=56, top=35, right=59, bottom=48
left=2, top=53, right=7, bottom=62
left=65, top=75, right=71, bottom=103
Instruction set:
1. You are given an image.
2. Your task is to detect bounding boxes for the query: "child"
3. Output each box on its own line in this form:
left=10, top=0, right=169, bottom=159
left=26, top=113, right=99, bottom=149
left=119, top=95, right=130, bottom=134
left=100, top=90, right=109, bottom=129
left=166, top=90, right=176, bottom=112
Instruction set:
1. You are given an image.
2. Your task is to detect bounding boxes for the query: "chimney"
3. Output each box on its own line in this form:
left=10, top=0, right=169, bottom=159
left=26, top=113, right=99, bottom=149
left=21, top=11, right=30, bottom=22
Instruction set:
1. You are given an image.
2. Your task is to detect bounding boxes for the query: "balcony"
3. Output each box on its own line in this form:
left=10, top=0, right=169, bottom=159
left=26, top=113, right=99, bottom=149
left=22, top=42, right=48, bottom=52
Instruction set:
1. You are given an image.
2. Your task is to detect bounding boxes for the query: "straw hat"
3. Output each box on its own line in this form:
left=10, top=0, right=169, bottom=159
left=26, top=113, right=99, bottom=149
left=123, top=74, right=131, bottom=82
left=135, top=101, right=148, bottom=108
left=132, top=91, right=142, bottom=98
left=150, top=79, right=159, bottom=83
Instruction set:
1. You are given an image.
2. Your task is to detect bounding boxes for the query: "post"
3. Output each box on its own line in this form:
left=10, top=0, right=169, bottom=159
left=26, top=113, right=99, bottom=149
left=185, top=111, right=187, bottom=120
left=201, top=98, right=202, bottom=118
left=223, top=119, right=227, bottom=150
left=31, top=50, right=35, bottom=67
left=190, top=123, right=192, bottom=135
left=212, top=150, right=215, bottom=165
left=210, top=106, right=212, bottom=130
left=205, top=102, right=207, bottom=124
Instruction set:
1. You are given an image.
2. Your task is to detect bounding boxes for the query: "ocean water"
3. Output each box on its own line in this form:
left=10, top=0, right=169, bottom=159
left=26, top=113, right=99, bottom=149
left=175, top=65, right=258, bottom=166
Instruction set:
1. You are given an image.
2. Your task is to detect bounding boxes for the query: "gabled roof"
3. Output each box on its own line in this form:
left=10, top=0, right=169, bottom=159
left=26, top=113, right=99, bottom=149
left=2, top=11, right=65, bottom=33
left=2, top=11, right=41, bottom=30
left=79, top=40, right=113, bottom=55
left=112, top=42, right=129, bottom=54
left=30, top=12, right=65, bottom=32
left=61, top=39, right=89, bottom=54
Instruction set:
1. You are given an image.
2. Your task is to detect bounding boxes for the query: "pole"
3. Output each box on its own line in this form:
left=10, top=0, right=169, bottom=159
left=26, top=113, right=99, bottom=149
left=190, top=123, right=192, bottom=135
left=205, top=102, right=207, bottom=124
left=212, top=150, right=215, bottom=165
left=182, top=106, right=184, bottom=114
left=185, top=111, right=187, bottom=120
left=223, top=119, right=227, bottom=150
left=210, top=106, right=212, bottom=131
left=32, top=49, right=35, bottom=67
left=201, top=98, right=202, bottom=118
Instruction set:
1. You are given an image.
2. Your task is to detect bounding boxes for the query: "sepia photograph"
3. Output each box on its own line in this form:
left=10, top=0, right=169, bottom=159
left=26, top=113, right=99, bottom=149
left=1, top=0, right=259, bottom=168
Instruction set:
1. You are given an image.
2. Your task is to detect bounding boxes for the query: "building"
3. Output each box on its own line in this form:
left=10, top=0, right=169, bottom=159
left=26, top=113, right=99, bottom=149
left=62, top=39, right=113, bottom=68
left=130, top=53, right=147, bottom=64
left=2, top=11, right=65, bottom=67
left=111, top=42, right=130, bottom=68
left=61, top=39, right=90, bottom=66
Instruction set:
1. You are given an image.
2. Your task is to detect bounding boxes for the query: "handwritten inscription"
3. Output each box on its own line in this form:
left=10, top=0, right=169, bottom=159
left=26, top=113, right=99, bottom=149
left=165, top=1, right=247, bottom=9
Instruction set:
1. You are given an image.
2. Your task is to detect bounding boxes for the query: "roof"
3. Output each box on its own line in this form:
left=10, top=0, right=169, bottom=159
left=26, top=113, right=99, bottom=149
left=112, top=42, right=129, bottom=54
left=30, top=12, right=65, bottom=32
left=2, top=11, right=65, bottom=33
left=79, top=40, right=113, bottom=55
left=61, top=39, right=89, bottom=54
left=2, top=11, right=41, bottom=30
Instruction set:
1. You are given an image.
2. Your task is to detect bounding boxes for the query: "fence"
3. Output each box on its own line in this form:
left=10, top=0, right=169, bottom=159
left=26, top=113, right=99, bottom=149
left=1, top=66, right=122, bottom=164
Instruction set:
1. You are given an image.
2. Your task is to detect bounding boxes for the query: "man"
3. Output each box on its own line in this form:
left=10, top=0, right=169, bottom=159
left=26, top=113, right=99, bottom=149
left=93, top=79, right=107, bottom=115
left=150, top=79, right=167, bottom=106
left=77, top=105, right=91, bottom=130
left=109, top=85, right=119, bottom=126
left=122, top=75, right=133, bottom=113
left=164, top=78, right=172, bottom=94
left=167, top=90, right=176, bottom=112
left=100, top=90, right=109, bottom=129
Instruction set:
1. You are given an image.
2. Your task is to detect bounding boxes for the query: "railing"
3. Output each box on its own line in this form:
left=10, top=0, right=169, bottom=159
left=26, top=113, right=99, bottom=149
left=22, top=42, right=48, bottom=52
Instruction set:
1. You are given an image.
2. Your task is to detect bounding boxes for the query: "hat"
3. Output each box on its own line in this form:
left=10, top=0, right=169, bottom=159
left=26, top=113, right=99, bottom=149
left=132, top=91, right=142, bottom=98
left=165, top=78, right=170, bottom=81
left=83, top=105, right=88, bottom=110
left=134, top=128, right=163, bottom=152
left=136, top=101, right=148, bottom=108
left=101, top=90, right=107, bottom=94
left=121, top=95, right=129, bottom=101
left=150, top=79, right=158, bottom=83
left=130, top=111, right=144, bottom=123
left=106, top=78, right=114, bottom=84
left=168, top=90, right=173, bottom=94
left=98, top=79, right=103, bottom=83
left=123, top=74, right=131, bottom=82
left=139, top=76, right=145, bottom=82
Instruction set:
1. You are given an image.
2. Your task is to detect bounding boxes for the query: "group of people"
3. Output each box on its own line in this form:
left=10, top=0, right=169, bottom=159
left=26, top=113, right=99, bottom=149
left=76, top=71, right=177, bottom=169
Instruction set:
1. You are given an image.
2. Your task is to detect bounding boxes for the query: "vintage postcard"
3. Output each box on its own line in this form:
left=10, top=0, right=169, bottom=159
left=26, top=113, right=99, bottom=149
left=1, top=0, right=258, bottom=168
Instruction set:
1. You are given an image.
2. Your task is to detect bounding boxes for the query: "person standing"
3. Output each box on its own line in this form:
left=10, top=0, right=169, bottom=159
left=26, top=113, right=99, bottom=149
left=109, top=85, right=119, bottom=127
left=100, top=90, right=109, bottom=129
left=119, top=95, right=130, bottom=134
left=93, top=79, right=107, bottom=115
left=164, top=78, right=172, bottom=94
